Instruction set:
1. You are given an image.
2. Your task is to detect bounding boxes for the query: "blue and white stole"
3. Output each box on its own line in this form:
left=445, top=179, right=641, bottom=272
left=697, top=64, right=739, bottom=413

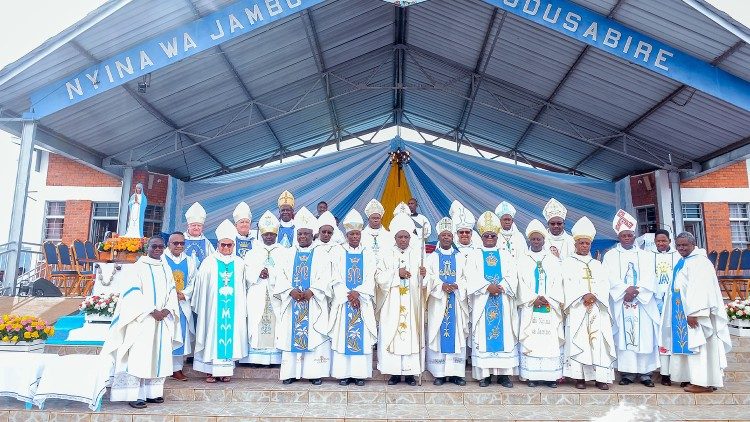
left=291, top=250, right=313, bottom=352
left=344, top=250, right=365, bottom=355
left=236, top=236, right=253, bottom=258
left=278, top=224, right=295, bottom=248
left=164, top=255, right=190, bottom=355
left=532, top=256, right=550, bottom=314
left=670, top=257, right=693, bottom=355
left=620, top=250, right=641, bottom=351
left=482, top=249, right=504, bottom=352
left=184, top=238, right=208, bottom=266
left=438, top=248, right=458, bottom=354
left=215, top=259, right=236, bottom=360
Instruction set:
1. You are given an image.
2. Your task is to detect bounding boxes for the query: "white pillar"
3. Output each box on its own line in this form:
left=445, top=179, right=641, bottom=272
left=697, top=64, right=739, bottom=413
left=668, top=171, right=684, bottom=235
left=117, top=167, right=133, bottom=235
left=5, top=118, right=36, bottom=295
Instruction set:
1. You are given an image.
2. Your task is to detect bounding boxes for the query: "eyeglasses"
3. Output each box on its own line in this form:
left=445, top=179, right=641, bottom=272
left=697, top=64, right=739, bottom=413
left=482, top=234, right=498, bottom=238
left=170, top=241, right=185, bottom=246
left=457, top=230, right=472, bottom=235
left=219, top=242, right=233, bottom=248
left=150, top=244, right=165, bottom=249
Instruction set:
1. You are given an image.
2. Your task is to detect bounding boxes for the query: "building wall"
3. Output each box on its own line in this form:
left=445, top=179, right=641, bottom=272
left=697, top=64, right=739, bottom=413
left=46, top=154, right=121, bottom=187
left=132, top=170, right=168, bottom=207
left=61, top=200, right=93, bottom=244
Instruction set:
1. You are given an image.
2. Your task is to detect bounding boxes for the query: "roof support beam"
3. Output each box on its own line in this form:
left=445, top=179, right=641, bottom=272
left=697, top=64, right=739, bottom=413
left=571, top=39, right=745, bottom=172
left=393, top=6, right=408, bottom=129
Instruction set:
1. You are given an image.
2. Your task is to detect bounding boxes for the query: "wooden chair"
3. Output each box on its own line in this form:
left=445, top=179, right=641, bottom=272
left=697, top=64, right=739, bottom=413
left=84, top=240, right=99, bottom=262
left=70, top=240, right=95, bottom=296
left=708, top=250, right=718, bottom=268
left=42, top=241, right=76, bottom=293
left=715, top=250, right=733, bottom=299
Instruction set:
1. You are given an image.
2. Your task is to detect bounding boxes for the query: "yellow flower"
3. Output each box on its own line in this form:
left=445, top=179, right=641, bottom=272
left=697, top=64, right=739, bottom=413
left=23, top=331, right=31, bottom=339
left=11, top=336, right=18, bottom=343
left=31, top=332, right=39, bottom=339
left=1, top=336, right=8, bottom=342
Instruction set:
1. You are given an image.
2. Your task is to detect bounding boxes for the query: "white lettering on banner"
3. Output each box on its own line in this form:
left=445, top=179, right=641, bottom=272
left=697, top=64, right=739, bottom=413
left=229, top=14, right=245, bottom=32
left=159, top=38, right=179, bottom=58
left=266, top=0, right=283, bottom=16
left=634, top=41, right=652, bottom=63
left=245, top=5, right=264, bottom=24
left=542, top=4, right=561, bottom=24
left=139, top=51, right=154, bottom=69
left=655, top=49, right=673, bottom=71
left=184, top=33, right=198, bottom=51
left=115, top=57, right=134, bottom=79
left=562, top=12, right=580, bottom=32
left=523, top=0, right=539, bottom=15
left=85, top=71, right=99, bottom=88
left=603, top=28, right=620, bottom=48
left=582, top=22, right=597, bottom=41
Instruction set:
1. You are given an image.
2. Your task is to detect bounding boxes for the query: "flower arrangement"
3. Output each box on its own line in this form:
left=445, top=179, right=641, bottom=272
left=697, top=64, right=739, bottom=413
left=98, top=233, right=147, bottom=253
left=80, top=293, right=119, bottom=317
left=0, top=314, right=55, bottom=344
left=726, top=298, right=750, bottom=321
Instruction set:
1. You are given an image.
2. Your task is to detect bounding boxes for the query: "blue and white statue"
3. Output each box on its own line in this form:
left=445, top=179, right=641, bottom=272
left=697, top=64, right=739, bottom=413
left=124, top=183, right=147, bottom=238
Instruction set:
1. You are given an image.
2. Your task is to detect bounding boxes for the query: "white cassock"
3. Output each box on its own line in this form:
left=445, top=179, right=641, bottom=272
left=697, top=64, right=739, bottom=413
left=328, top=244, right=378, bottom=379
left=376, top=245, right=424, bottom=376
left=184, top=234, right=216, bottom=268
left=562, top=254, right=616, bottom=383
left=546, top=231, right=575, bottom=260
left=649, top=248, right=679, bottom=373
left=517, top=249, right=565, bottom=381
left=241, top=240, right=284, bottom=365
left=659, top=248, right=732, bottom=387
left=162, top=251, right=198, bottom=371
left=410, top=213, right=431, bottom=247
left=424, top=247, right=470, bottom=378
left=191, top=252, right=249, bottom=376
left=273, top=245, right=332, bottom=380
left=103, top=256, right=180, bottom=402
left=603, top=245, right=660, bottom=375
left=465, top=246, right=520, bottom=379
left=498, top=228, right=527, bottom=261
left=362, top=225, right=394, bottom=318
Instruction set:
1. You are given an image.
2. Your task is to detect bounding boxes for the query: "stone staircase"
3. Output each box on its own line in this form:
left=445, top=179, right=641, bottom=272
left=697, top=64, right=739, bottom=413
left=1, top=337, right=748, bottom=421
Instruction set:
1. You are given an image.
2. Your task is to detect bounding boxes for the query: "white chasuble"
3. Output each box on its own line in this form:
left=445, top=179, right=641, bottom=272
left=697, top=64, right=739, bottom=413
left=242, top=241, right=284, bottom=364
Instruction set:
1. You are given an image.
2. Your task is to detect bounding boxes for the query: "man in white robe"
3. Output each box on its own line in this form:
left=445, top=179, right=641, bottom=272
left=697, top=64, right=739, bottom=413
left=495, top=201, right=527, bottom=261
left=328, top=209, right=378, bottom=386
left=660, top=232, right=732, bottom=393
left=562, top=217, right=616, bottom=390
left=162, top=232, right=197, bottom=381
left=407, top=198, right=432, bottom=244
left=183, top=202, right=216, bottom=267
left=274, top=206, right=332, bottom=385
left=103, top=237, right=180, bottom=408
left=314, top=211, right=345, bottom=251
left=362, top=199, right=394, bottom=318
left=242, top=211, right=284, bottom=366
left=191, top=220, right=249, bottom=382
left=277, top=190, right=297, bottom=248
left=603, top=209, right=660, bottom=387
left=517, top=219, right=565, bottom=387
left=649, top=229, right=680, bottom=386
left=425, top=217, right=470, bottom=386
left=542, top=198, right=575, bottom=260
left=234, top=201, right=255, bottom=258
left=465, top=211, right=519, bottom=388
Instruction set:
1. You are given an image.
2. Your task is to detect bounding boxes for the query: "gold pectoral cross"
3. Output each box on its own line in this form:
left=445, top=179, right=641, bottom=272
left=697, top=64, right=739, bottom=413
left=582, top=265, right=593, bottom=292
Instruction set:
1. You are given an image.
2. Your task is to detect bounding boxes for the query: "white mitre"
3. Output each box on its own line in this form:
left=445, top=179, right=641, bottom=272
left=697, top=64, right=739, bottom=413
left=525, top=219, right=547, bottom=238
left=452, top=205, right=475, bottom=232
left=342, top=209, right=364, bottom=233
left=232, top=201, right=252, bottom=224
left=542, top=198, right=567, bottom=222
left=215, top=219, right=236, bottom=241
left=185, top=202, right=207, bottom=225
left=495, top=201, right=516, bottom=218
left=612, top=209, right=637, bottom=235
left=364, top=199, right=385, bottom=218
left=317, top=210, right=337, bottom=229
left=571, top=216, right=596, bottom=241
left=393, top=202, right=410, bottom=216
left=435, top=217, right=453, bottom=235
left=390, top=212, right=415, bottom=235
left=295, top=206, right=319, bottom=234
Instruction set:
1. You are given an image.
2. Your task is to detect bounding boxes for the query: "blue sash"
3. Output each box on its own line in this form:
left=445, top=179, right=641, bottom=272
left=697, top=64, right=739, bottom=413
left=533, top=258, right=550, bottom=314
left=482, top=250, right=504, bottom=352
left=291, top=250, right=313, bottom=352
left=165, top=255, right=190, bottom=355
left=236, top=236, right=253, bottom=258
left=344, top=251, right=365, bottom=355
left=184, top=239, right=208, bottom=266
left=438, top=249, right=458, bottom=354
left=278, top=225, right=295, bottom=248
left=215, top=260, right=236, bottom=360
left=670, top=257, right=693, bottom=355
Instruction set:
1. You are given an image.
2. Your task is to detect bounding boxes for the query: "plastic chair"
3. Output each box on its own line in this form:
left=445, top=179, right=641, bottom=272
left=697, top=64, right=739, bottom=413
left=84, top=240, right=98, bottom=262
left=716, top=250, right=730, bottom=274
left=42, top=242, right=76, bottom=293
left=70, top=240, right=95, bottom=296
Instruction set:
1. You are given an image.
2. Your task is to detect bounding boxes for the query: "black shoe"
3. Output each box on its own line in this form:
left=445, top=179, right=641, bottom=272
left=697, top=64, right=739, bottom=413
left=479, top=377, right=491, bottom=387
left=405, top=376, right=417, bottom=386
left=129, top=400, right=147, bottom=409
left=498, top=375, right=513, bottom=388
left=642, top=379, right=655, bottom=388
left=282, top=378, right=296, bottom=385
left=355, top=378, right=365, bottom=386
left=433, top=377, right=445, bottom=386
left=546, top=381, right=558, bottom=389
left=680, top=382, right=689, bottom=388
left=310, top=378, right=323, bottom=385
left=388, top=375, right=401, bottom=385
left=661, top=375, right=672, bottom=386
left=452, top=377, right=466, bottom=386
left=619, top=378, right=633, bottom=385
left=339, top=378, right=350, bottom=386
left=527, top=380, right=538, bottom=387
left=145, top=397, right=164, bottom=403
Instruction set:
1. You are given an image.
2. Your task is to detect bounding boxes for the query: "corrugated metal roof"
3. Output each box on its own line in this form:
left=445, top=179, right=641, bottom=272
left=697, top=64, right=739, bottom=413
left=0, top=0, right=747, bottom=182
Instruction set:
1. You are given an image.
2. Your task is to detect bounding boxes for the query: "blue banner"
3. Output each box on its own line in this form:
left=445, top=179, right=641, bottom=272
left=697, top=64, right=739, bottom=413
left=29, top=0, right=324, bottom=118
left=483, top=0, right=750, bottom=111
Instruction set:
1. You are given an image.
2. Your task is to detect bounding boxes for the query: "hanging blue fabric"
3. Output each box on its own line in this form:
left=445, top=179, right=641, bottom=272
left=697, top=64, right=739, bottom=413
left=482, top=250, right=504, bottom=352
left=278, top=226, right=295, bottom=248
left=235, top=236, right=253, bottom=258
left=184, top=239, right=208, bottom=266
left=164, top=255, right=190, bottom=356
left=344, top=251, right=365, bottom=355
left=290, top=250, right=313, bottom=352
left=438, top=249, right=458, bottom=354
left=533, top=259, right=550, bottom=314
left=670, top=257, right=693, bottom=355
left=215, top=260, right=236, bottom=360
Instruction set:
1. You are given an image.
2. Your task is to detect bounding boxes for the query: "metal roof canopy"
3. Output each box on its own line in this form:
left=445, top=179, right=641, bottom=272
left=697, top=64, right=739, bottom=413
left=0, top=0, right=748, bottom=182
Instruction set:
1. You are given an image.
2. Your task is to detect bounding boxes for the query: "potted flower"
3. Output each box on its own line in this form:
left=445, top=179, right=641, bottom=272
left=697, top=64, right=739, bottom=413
left=97, top=234, right=147, bottom=262
left=0, top=314, right=55, bottom=352
left=726, top=299, right=750, bottom=337
left=80, top=293, right=119, bottom=323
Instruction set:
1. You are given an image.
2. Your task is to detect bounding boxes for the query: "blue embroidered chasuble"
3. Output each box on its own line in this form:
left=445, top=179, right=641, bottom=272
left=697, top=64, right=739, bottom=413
left=184, top=239, right=208, bottom=266
left=278, top=225, right=295, bottom=248
left=670, top=257, right=693, bottom=355
left=482, top=250, right=504, bottom=352
left=438, top=249, right=458, bottom=354
left=344, top=251, right=365, bottom=355
left=165, top=255, right=190, bottom=355
left=235, top=236, right=253, bottom=258
left=215, top=260, right=236, bottom=360
left=291, top=250, right=313, bottom=352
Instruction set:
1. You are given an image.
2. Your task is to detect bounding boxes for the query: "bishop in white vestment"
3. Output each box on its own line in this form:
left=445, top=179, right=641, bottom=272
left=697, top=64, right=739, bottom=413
left=316, top=211, right=345, bottom=248
left=465, top=212, right=519, bottom=388
left=277, top=190, right=297, bottom=248
left=103, top=238, right=180, bottom=407
left=660, top=232, right=732, bottom=393
left=274, top=207, right=332, bottom=385
left=425, top=217, right=470, bottom=386
left=328, top=210, right=378, bottom=385
left=233, top=201, right=255, bottom=258
left=183, top=202, right=216, bottom=267
left=362, top=199, right=394, bottom=318
left=191, top=220, right=249, bottom=382
left=517, top=219, right=565, bottom=387
left=603, top=210, right=660, bottom=387
left=242, top=211, right=284, bottom=365
left=562, top=217, right=616, bottom=390
left=495, top=201, right=527, bottom=260
left=542, top=198, right=575, bottom=260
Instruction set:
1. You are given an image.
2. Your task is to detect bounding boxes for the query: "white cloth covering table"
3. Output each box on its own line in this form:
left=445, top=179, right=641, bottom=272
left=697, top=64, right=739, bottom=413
left=33, top=354, right=113, bottom=410
left=0, top=352, right=56, bottom=408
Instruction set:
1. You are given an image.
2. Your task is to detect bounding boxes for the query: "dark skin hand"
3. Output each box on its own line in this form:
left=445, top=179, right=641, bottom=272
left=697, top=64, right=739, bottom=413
left=583, top=293, right=596, bottom=307
left=533, top=296, right=549, bottom=307
left=687, top=316, right=699, bottom=328
left=151, top=309, right=170, bottom=321
left=624, top=285, right=639, bottom=302
left=487, top=284, right=504, bottom=296
left=260, top=268, right=269, bottom=279
left=399, top=267, right=427, bottom=279
left=442, top=283, right=459, bottom=293
left=347, top=291, right=361, bottom=309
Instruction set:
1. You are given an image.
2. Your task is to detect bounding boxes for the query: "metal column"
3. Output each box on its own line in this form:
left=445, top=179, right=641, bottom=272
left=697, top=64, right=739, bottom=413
left=5, top=117, right=36, bottom=295
left=668, top=171, right=684, bottom=235
left=117, top=166, right=133, bottom=235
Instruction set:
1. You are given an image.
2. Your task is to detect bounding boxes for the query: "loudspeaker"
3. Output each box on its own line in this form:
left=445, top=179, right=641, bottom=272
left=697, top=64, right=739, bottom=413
left=31, top=278, right=63, bottom=297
